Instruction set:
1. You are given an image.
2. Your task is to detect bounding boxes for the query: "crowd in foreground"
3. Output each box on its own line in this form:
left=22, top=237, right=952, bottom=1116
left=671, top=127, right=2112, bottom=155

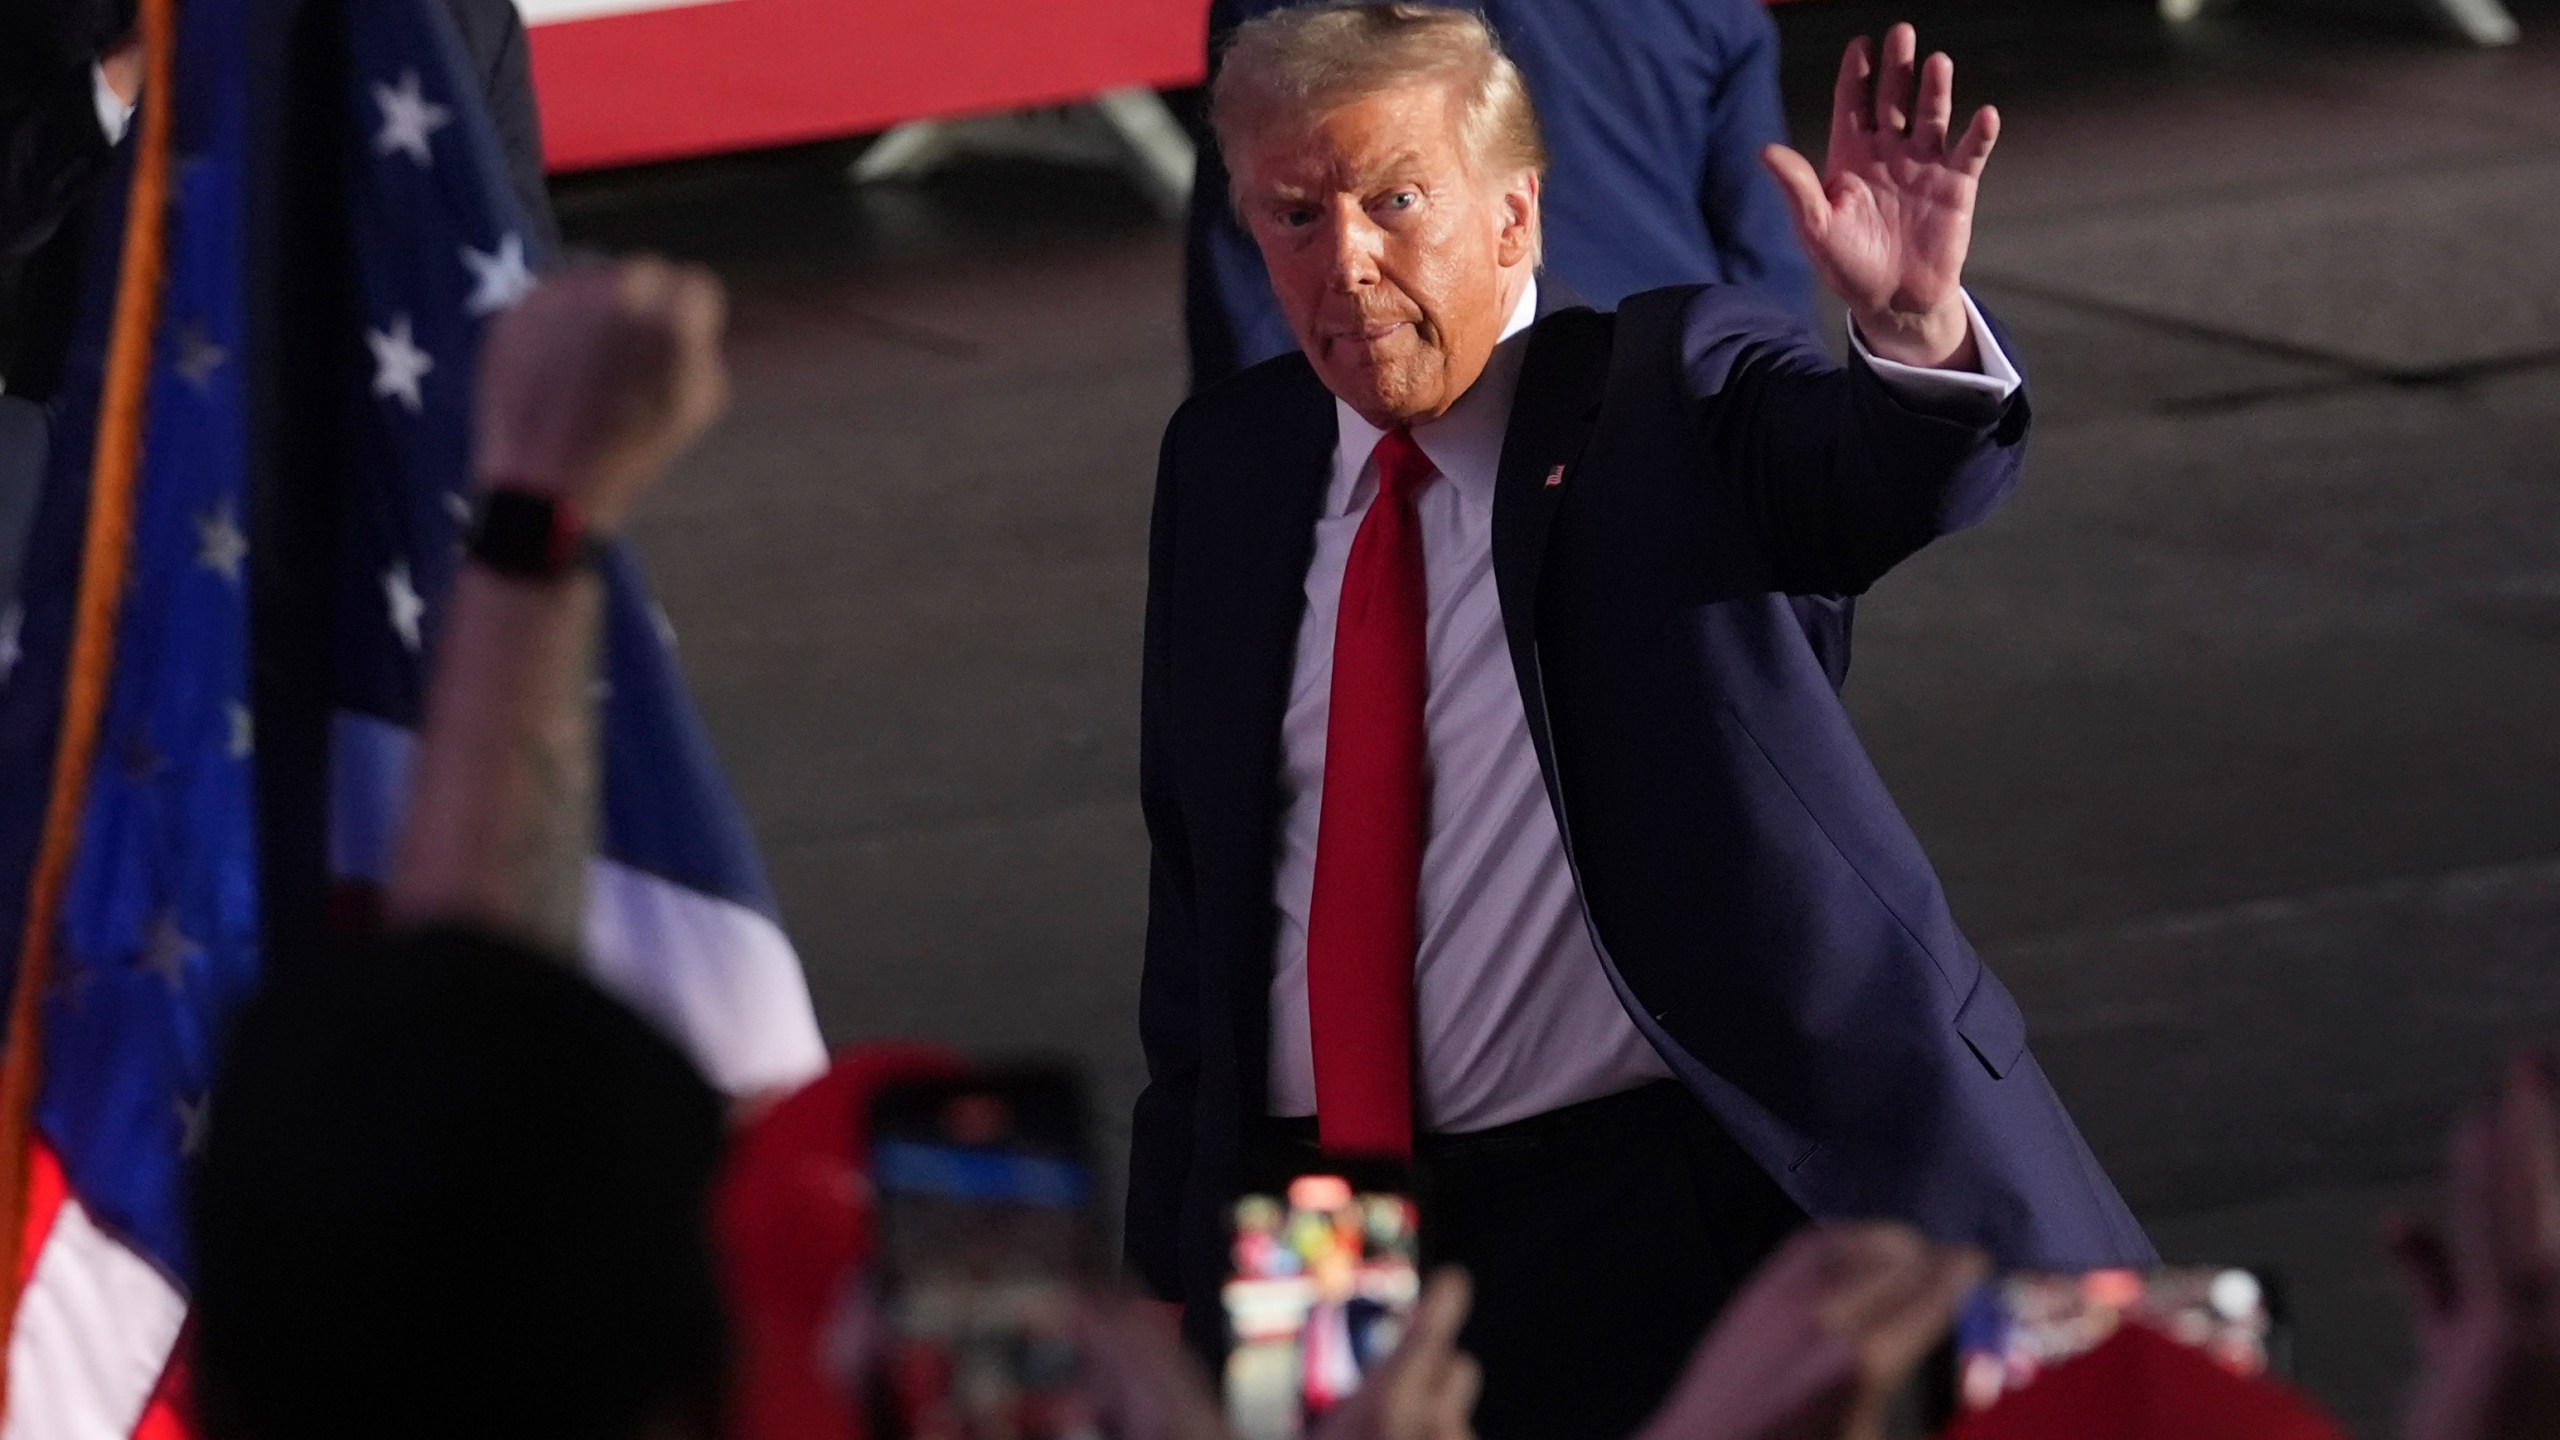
left=183, top=259, right=2560, bottom=1440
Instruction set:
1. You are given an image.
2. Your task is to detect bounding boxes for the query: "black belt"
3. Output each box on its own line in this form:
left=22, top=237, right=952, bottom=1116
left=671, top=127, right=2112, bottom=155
left=1251, top=1079, right=1701, bottom=1175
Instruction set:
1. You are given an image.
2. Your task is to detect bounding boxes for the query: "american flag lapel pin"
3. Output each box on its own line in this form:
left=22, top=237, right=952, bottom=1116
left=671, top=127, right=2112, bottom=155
left=1544, top=463, right=1566, bottom=489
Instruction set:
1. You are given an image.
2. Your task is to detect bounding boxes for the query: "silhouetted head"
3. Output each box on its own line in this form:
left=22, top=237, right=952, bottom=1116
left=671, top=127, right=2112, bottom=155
left=192, top=925, right=730, bottom=1440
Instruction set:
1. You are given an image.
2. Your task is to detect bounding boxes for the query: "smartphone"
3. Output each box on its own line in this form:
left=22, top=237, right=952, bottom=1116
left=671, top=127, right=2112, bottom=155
left=1940, top=1266, right=2288, bottom=1418
left=1221, top=1157, right=1423, bottom=1440
left=865, top=1065, right=1099, bottom=1440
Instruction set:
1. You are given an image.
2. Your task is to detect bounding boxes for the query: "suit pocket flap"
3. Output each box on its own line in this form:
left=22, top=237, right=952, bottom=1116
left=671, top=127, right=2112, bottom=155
left=1953, top=968, right=2028, bottom=1079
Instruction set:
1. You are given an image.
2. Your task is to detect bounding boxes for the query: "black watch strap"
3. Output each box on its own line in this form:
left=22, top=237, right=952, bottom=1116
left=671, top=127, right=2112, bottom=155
left=465, top=487, right=605, bottom=581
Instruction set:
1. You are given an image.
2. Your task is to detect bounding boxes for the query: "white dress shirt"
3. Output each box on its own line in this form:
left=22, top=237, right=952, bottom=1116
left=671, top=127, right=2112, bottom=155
left=92, top=65, right=136, bottom=147
left=1266, top=278, right=2021, bottom=1132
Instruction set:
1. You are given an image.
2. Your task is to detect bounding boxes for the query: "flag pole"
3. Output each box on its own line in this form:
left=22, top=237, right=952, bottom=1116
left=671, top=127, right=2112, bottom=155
left=0, top=0, right=181, bottom=1404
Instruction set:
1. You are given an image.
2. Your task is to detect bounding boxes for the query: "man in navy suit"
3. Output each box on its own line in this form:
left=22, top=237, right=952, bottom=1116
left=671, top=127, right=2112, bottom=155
left=1186, top=0, right=1817, bottom=390
left=1128, top=10, right=2151, bottom=1440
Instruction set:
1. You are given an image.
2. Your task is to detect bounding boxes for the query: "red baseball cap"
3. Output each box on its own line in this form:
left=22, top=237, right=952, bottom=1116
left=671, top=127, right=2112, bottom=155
left=713, top=1043, right=969, bottom=1440
left=1944, top=1319, right=2349, bottom=1440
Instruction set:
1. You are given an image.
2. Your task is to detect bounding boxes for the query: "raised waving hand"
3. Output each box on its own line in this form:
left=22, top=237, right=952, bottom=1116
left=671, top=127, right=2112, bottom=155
left=1762, top=24, right=1998, bottom=371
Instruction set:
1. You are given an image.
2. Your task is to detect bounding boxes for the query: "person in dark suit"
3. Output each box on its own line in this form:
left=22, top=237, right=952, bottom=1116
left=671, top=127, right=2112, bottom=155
left=0, top=0, right=554, bottom=607
left=1, top=0, right=134, bottom=393
left=0, top=0, right=137, bottom=603
left=1186, top=0, right=1817, bottom=391
left=1127, top=11, right=2152, bottom=1440
left=436, top=0, right=561, bottom=261
left=1, top=0, right=551, bottom=399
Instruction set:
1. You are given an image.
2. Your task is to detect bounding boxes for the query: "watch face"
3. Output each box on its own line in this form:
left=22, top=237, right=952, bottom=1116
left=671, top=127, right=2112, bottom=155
left=472, top=488, right=583, bottom=578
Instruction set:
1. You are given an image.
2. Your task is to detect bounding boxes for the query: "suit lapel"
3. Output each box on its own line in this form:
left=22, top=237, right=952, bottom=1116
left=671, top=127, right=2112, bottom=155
left=1491, top=306, right=1612, bottom=710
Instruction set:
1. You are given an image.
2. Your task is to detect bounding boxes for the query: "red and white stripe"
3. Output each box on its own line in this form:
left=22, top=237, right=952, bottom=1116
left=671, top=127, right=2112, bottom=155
left=330, top=711, right=827, bottom=1097
left=3, top=1148, right=191, bottom=1440
left=518, top=0, right=1206, bottom=172
left=1, top=706, right=829, bottom=1436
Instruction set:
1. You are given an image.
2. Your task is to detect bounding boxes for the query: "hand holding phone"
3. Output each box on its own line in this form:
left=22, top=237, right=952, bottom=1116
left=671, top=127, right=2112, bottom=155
left=1630, top=1222, right=1983, bottom=1440
left=840, top=1286, right=1237, bottom=1440
left=1301, top=1270, right=1479, bottom=1440
left=1948, top=1265, right=2285, bottom=1416
left=1222, top=1159, right=1425, bottom=1440
left=1067, top=1294, right=1233, bottom=1440
left=864, top=1066, right=1099, bottom=1440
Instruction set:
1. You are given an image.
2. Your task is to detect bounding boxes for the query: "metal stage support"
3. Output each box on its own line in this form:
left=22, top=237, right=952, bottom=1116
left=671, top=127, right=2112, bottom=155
left=2161, top=0, right=2518, bottom=46
left=848, top=88, right=1197, bottom=220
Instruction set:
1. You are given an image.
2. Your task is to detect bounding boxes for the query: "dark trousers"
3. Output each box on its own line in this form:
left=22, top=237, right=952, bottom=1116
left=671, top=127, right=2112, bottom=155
left=1254, top=1081, right=1804, bottom=1440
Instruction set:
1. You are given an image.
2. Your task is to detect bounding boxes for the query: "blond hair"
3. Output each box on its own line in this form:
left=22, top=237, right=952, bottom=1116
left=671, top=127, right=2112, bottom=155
left=1212, top=4, right=1548, bottom=221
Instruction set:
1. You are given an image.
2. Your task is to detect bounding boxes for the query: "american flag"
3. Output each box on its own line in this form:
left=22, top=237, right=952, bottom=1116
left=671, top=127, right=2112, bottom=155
left=0, top=0, right=826, bottom=1430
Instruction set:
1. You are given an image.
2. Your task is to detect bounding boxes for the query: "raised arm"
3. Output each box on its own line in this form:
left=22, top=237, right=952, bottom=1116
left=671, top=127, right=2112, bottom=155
left=2393, top=1055, right=2560, bottom=1440
left=1675, top=284, right=2025, bottom=598
left=1681, top=24, right=2023, bottom=596
left=1633, top=1223, right=1983, bottom=1440
left=385, top=259, right=727, bottom=952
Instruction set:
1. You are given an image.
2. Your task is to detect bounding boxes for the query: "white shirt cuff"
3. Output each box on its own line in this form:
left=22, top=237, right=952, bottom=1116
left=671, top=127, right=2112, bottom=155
left=92, top=64, right=135, bottom=146
left=1848, top=290, right=2022, bottom=410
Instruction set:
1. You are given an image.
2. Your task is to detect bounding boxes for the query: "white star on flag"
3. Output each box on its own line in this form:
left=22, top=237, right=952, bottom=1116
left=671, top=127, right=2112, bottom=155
left=196, top=500, right=247, bottom=582
left=140, top=911, right=196, bottom=992
left=226, top=700, right=254, bottom=760
left=371, top=69, right=451, bottom=167
left=367, top=313, right=434, bottom=414
left=0, top=605, right=19, bottom=687
left=385, top=560, right=426, bottom=652
left=175, top=322, right=229, bottom=392
left=461, top=233, right=535, bottom=317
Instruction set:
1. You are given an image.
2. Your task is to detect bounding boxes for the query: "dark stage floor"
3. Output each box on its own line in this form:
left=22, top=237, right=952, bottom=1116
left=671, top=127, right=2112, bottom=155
left=552, top=1, right=2560, bottom=1431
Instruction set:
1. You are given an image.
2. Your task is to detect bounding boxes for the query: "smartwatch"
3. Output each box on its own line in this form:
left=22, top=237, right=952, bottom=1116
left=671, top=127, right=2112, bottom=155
left=465, top=487, right=606, bottom=582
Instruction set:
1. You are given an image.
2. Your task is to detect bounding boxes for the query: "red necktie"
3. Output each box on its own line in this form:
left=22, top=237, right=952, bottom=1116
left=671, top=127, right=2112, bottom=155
left=1306, top=428, right=1437, bottom=1158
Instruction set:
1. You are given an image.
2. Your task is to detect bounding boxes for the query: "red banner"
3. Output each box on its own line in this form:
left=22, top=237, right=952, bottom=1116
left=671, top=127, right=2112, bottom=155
left=525, top=0, right=1210, bottom=173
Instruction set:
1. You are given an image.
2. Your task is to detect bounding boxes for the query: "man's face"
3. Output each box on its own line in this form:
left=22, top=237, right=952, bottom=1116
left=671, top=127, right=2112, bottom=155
left=1233, top=81, right=1537, bottom=429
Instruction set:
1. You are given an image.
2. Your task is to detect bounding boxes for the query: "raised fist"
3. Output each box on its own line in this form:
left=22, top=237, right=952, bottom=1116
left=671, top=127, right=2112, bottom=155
left=473, top=257, right=729, bottom=535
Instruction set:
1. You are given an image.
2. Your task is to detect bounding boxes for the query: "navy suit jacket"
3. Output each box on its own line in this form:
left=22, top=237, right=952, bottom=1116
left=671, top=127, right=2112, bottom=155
left=1129, top=284, right=2154, bottom=1333
left=1186, top=0, right=1818, bottom=390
